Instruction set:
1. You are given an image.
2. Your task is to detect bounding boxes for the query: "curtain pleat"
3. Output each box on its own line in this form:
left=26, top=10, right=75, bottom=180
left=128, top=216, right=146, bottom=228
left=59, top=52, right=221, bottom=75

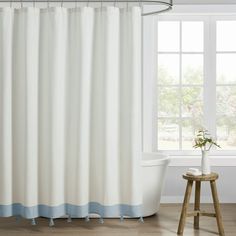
left=0, top=6, right=142, bottom=219
left=0, top=8, right=13, bottom=208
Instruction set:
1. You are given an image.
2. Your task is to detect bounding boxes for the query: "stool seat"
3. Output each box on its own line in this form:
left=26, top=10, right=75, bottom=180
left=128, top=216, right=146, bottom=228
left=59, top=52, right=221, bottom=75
left=183, top=172, right=218, bottom=181
left=177, top=172, right=224, bottom=236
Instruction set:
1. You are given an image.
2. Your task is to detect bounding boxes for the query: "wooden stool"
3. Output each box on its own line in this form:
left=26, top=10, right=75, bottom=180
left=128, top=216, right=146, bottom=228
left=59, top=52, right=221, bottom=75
left=177, top=172, right=225, bottom=236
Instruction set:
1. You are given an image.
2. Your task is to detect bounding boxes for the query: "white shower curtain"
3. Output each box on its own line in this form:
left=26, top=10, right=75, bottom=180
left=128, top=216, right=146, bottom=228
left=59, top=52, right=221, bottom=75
left=0, top=6, right=142, bottom=220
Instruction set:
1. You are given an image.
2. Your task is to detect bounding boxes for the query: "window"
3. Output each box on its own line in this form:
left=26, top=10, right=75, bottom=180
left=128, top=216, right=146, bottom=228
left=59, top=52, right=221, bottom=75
left=156, top=16, right=236, bottom=153
left=216, top=20, right=236, bottom=151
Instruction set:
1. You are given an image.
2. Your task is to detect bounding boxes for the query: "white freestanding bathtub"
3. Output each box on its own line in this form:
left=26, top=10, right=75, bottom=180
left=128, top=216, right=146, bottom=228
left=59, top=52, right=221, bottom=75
left=142, top=152, right=170, bottom=217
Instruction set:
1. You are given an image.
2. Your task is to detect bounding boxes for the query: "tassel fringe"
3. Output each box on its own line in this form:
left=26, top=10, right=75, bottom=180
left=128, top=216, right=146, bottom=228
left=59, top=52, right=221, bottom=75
left=99, top=217, right=104, bottom=224
left=31, top=218, right=36, bottom=225
left=67, top=215, right=72, bottom=222
left=139, top=217, right=144, bottom=223
left=49, top=218, right=54, bottom=227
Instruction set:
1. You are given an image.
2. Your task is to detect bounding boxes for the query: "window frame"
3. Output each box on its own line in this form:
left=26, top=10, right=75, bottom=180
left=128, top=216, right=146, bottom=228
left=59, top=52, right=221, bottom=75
left=153, top=14, right=236, bottom=156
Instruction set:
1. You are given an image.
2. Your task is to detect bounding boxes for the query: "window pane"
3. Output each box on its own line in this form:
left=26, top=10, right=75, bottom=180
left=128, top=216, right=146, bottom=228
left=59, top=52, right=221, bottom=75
left=182, top=87, right=203, bottom=118
left=158, top=54, right=179, bottom=85
left=182, top=54, right=203, bottom=85
left=158, top=87, right=180, bottom=117
left=217, top=54, right=236, bottom=84
left=158, top=119, right=179, bottom=150
left=216, top=86, right=236, bottom=116
left=182, top=21, right=204, bottom=52
left=217, top=117, right=236, bottom=150
left=217, top=21, right=236, bottom=52
left=182, top=118, right=203, bottom=150
left=158, top=21, right=180, bottom=52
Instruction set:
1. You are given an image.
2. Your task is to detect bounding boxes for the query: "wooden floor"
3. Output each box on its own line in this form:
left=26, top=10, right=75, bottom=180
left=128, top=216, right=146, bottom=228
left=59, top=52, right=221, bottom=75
left=0, top=204, right=235, bottom=236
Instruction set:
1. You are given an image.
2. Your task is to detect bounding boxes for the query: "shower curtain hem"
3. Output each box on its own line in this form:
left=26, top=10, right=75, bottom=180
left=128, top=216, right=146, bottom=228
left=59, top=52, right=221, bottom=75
left=0, top=202, right=143, bottom=218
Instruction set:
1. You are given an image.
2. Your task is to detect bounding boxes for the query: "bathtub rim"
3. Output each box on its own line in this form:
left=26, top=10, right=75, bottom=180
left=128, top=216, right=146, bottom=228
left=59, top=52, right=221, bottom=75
left=142, top=152, right=171, bottom=167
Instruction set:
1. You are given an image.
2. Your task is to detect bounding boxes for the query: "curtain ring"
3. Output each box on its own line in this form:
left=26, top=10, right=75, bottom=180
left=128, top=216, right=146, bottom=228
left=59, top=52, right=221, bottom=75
left=101, top=0, right=103, bottom=9
left=10, top=0, right=13, bottom=8
left=20, top=0, right=23, bottom=8
left=139, top=0, right=143, bottom=13
left=33, top=0, right=35, bottom=8
left=87, top=0, right=90, bottom=7
left=139, top=0, right=142, bottom=7
left=47, top=0, right=49, bottom=8
left=61, top=0, right=63, bottom=8
left=75, top=0, right=78, bottom=8
left=113, top=0, right=117, bottom=7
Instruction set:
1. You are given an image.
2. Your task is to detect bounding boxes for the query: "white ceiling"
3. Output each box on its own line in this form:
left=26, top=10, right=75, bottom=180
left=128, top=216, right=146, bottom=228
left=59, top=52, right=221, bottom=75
left=174, top=0, right=236, bottom=4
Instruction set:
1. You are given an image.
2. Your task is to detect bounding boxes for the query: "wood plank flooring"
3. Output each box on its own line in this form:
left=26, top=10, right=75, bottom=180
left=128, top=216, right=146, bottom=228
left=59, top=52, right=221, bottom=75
left=0, top=204, right=235, bottom=236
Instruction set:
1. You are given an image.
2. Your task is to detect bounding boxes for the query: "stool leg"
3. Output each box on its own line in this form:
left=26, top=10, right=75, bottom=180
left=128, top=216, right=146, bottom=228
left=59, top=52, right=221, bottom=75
left=177, top=180, right=193, bottom=235
left=210, top=180, right=225, bottom=236
left=194, top=181, right=201, bottom=229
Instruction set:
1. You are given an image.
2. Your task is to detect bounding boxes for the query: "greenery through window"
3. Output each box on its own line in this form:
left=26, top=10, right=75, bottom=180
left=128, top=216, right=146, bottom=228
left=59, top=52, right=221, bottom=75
left=156, top=17, right=236, bottom=151
left=216, top=21, right=236, bottom=150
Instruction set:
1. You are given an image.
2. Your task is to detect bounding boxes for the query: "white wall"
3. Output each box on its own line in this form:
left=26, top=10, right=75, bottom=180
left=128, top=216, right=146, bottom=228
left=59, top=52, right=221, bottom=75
left=161, top=166, right=236, bottom=203
left=174, top=0, right=236, bottom=4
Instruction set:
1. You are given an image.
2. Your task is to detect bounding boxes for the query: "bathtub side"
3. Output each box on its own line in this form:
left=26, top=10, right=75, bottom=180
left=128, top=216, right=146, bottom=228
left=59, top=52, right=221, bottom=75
left=142, top=153, right=170, bottom=217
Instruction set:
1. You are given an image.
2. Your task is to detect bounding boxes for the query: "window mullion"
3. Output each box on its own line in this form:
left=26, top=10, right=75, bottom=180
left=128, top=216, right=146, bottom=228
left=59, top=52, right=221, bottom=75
left=179, top=21, right=183, bottom=150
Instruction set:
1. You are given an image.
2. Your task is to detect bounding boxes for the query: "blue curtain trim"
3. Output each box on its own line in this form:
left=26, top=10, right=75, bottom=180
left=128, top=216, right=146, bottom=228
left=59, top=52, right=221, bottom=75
left=0, top=202, right=142, bottom=219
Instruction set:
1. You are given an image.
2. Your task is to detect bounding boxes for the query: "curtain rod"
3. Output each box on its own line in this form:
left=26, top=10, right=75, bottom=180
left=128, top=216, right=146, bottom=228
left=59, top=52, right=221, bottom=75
left=0, top=0, right=172, bottom=16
